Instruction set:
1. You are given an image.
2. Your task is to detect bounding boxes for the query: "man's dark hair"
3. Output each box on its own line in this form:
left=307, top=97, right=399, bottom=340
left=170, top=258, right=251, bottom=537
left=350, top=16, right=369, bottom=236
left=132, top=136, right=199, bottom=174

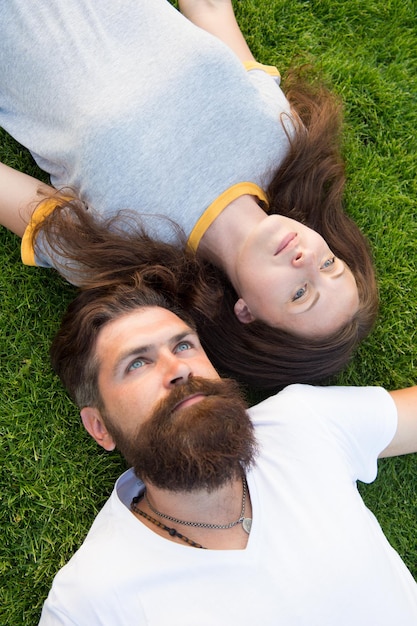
left=50, top=281, right=196, bottom=409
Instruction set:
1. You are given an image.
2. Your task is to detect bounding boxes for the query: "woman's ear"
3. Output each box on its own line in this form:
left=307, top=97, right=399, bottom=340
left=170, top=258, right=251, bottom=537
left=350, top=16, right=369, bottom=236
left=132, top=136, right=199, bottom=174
left=80, top=407, right=116, bottom=451
left=234, top=298, right=256, bottom=324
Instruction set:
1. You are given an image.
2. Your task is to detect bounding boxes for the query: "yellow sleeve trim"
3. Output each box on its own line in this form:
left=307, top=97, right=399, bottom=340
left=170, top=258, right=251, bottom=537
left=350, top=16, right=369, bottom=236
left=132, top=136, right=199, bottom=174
left=21, top=198, right=60, bottom=266
left=187, top=183, right=269, bottom=253
left=243, top=61, right=280, bottom=79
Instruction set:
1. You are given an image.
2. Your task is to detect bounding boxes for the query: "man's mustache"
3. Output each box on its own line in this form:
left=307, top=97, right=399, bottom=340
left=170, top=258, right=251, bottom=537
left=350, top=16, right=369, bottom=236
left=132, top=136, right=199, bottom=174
left=151, top=377, right=244, bottom=420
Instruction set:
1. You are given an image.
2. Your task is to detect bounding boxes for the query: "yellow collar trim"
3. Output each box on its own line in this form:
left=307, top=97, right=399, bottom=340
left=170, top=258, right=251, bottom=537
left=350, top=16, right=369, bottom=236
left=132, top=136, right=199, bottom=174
left=243, top=61, right=280, bottom=79
left=187, top=182, right=268, bottom=253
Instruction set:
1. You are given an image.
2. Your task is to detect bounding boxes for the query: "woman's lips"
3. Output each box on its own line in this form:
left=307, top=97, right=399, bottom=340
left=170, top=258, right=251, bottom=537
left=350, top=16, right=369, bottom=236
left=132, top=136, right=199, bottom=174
left=275, top=233, right=297, bottom=255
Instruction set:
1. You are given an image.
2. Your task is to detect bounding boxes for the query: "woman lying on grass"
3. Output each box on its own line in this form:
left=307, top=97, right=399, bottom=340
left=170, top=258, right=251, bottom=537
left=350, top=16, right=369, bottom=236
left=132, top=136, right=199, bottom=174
left=0, top=0, right=377, bottom=390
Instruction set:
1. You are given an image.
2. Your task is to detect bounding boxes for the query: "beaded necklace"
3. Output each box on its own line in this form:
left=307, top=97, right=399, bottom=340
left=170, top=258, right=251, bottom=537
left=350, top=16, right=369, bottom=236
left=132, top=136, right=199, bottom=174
left=131, top=500, right=206, bottom=549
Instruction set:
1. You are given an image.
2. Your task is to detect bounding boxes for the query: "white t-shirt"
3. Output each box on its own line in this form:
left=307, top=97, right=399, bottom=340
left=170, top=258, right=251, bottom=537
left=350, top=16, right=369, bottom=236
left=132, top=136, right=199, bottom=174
left=39, top=385, right=417, bottom=625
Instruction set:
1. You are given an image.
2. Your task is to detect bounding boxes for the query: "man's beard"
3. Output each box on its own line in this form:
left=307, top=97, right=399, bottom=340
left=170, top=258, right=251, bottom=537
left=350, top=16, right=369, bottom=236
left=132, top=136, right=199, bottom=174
left=104, top=377, right=258, bottom=493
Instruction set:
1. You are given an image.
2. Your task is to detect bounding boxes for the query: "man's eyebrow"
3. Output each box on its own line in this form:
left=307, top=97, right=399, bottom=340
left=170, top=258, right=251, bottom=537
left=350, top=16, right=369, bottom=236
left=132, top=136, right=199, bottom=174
left=112, top=330, right=195, bottom=374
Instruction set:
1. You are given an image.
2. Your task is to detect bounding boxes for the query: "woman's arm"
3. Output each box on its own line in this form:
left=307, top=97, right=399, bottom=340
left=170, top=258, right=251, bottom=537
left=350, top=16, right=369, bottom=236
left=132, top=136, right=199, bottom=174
left=380, top=387, right=417, bottom=457
left=178, top=0, right=256, bottom=63
left=0, top=162, right=54, bottom=237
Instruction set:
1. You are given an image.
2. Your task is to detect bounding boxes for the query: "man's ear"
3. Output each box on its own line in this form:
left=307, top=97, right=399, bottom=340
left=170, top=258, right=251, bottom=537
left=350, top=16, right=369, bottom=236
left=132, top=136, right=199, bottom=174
left=234, top=298, right=256, bottom=324
left=80, top=407, right=116, bottom=451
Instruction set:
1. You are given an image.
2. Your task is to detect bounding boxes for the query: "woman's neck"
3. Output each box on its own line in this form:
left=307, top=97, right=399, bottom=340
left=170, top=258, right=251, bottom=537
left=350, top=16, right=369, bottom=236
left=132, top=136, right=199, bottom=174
left=197, top=194, right=267, bottom=284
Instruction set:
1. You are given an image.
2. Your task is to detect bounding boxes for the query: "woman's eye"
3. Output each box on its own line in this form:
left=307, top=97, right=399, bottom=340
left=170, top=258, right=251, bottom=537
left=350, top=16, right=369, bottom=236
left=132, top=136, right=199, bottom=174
left=321, top=256, right=336, bottom=269
left=175, top=341, right=192, bottom=353
left=127, top=358, right=145, bottom=372
left=292, top=285, right=307, bottom=301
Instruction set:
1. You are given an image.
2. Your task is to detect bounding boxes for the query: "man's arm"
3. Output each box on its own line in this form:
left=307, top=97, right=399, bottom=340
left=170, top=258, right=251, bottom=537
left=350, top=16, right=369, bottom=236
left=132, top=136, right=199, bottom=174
left=178, top=0, right=256, bottom=63
left=380, top=387, right=417, bottom=457
left=0, top=162, right=54, bottom=237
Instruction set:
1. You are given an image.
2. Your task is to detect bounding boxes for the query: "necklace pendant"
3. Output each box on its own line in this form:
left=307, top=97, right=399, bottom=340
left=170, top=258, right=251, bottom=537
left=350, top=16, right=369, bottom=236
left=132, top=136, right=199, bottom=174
left=242, top=517, right=252, bottom=534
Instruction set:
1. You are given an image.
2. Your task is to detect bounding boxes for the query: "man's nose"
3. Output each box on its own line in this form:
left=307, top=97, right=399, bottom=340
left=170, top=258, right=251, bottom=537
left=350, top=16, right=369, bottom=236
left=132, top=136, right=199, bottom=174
left=161, top=352, right=192, bottom=387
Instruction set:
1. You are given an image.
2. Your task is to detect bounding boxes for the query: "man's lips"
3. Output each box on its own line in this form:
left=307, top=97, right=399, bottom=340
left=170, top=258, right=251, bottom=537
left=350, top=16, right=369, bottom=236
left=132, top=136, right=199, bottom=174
left=275, top=233, right=297, bottom=255
left=172, top=393, right=206, bottom=413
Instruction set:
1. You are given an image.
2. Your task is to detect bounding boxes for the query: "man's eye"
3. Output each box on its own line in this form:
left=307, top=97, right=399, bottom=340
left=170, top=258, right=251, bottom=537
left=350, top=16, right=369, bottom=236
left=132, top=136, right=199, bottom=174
left=321, top=256, right=336, bottom=269
left=292, top=285, right=307, bottom=302
left=127, top=358, right=145, bottom=372
left=175, top=341, right=192, bottom=353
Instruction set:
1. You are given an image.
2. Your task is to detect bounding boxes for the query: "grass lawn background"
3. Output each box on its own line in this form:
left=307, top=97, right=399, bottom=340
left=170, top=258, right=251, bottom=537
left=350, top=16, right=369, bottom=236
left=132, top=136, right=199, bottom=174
left=1, top=1, right=416, bottom=622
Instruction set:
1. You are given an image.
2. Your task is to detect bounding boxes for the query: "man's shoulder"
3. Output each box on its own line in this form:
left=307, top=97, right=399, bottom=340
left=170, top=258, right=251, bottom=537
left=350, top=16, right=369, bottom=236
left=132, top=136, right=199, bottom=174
left=52, top=470, right=139, bottom=581
left=248, top=385, right=396, bottom=482
left=248, top=384, right=327, bottom=417
left=248, top=384, right=391, bottom=426
left=45, top=479, right=145, bottom=610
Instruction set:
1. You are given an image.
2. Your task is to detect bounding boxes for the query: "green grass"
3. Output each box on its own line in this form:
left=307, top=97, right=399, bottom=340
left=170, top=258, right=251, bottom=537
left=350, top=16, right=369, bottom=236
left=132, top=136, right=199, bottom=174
left=1, top=1, right=417, bottom=622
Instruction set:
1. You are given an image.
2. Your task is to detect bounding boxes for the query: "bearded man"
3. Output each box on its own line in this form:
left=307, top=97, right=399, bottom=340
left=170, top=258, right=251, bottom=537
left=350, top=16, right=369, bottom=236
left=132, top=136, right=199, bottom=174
left=39, top=282, right=417, bottom=625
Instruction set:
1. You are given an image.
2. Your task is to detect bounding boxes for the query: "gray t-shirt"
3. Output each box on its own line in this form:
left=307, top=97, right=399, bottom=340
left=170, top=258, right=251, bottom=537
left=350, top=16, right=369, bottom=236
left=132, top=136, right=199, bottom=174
left=0, top=0, right=294, bottom=268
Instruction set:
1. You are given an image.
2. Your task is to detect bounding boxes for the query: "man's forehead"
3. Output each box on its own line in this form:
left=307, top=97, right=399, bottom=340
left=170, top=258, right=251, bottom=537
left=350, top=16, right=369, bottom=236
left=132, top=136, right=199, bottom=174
left=97, top=306, right=193, bottom=351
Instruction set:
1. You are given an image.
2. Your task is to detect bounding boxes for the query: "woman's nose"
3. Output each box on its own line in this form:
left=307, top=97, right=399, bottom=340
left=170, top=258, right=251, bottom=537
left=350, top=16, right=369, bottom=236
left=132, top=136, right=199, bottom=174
left=292, top=248, right=315, bottom=267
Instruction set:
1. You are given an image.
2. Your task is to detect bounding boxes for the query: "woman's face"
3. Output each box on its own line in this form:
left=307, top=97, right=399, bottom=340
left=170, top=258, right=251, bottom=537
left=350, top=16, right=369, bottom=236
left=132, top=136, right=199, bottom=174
left=234, top=215, right=359, bottom=337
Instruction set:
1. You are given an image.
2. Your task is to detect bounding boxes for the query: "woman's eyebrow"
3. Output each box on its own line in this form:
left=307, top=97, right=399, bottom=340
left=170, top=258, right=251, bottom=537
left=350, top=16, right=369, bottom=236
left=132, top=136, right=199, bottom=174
left=330, top=262, right=346, bottom=280
left=302, top=291, right=320, bottom=313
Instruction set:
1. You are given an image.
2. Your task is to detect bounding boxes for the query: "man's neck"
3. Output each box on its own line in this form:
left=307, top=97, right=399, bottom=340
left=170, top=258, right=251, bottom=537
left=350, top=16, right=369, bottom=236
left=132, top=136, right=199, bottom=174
left=134, top=474, right=252, bottom=550
left=197, top=194, right=267, bottom=286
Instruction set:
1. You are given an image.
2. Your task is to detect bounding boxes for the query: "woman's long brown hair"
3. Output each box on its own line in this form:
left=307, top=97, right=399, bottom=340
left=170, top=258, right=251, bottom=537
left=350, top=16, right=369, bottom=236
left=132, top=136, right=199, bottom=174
left=32, top=71, right=378, bottom=391
left=197, top=70, right=378, bottom=388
